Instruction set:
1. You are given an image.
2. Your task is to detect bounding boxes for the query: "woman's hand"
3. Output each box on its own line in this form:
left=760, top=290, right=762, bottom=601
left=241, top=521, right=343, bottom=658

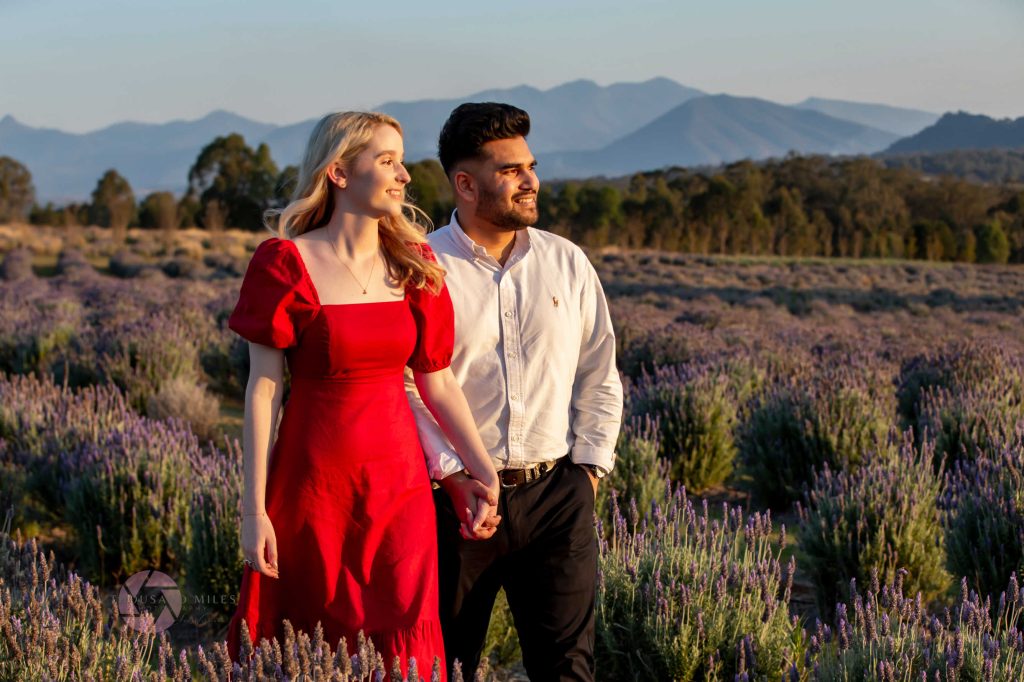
left=241, top=513, right=280, bottom=578
left=440, top=471, right=501, bottom=540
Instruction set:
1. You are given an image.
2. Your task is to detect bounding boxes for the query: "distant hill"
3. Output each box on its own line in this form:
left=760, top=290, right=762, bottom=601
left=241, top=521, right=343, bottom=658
left=0, top=111, right=276, bottom=201
left=794, top=97, right=939, bottom=137
left=261, top=77, right=705, bottom=166
left=540, top=95, right=900, bottom=178
left=885, top=111, right=1024, bottom=154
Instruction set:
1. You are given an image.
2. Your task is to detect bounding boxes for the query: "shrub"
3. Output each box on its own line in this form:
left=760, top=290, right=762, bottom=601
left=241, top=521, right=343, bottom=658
left=0, top=530, right=452, bottom=681
left=808, top=571, right=1024, bottom=680
left=0, top=247, right=33, bottom=281
left=596, top=415, right=669, bottom=525
left=918, top=381, right=1024, bottom=467
left=146, top=376, right=222, bottom=443
left=597, top=490, right=805, bottom=680
left=0, top=532, right=159, bottom=680
left=896, top=340, right=1024, bottom=432
left=628, top=364, right=740, bottom=492
left=943, top=441, right=1024, bottom=598
left=185, top=439, right=243, bottom=620
left=65, top=419, right=198, bottom=582
left=96, top=312, right=203, bottom=413
left=797, top=436, right=950, bottom=618
left=741, top=356, right=894, bottom=509
left=55, top=247, right=94, bottom=277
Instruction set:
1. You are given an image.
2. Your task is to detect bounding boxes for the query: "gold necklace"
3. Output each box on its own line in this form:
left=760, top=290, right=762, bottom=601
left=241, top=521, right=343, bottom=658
left=327, top=228, right=377, bottom=295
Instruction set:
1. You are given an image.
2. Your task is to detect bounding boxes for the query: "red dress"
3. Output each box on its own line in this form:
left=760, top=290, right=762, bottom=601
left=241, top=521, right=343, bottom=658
left=225, top=238, right=450, bottom=679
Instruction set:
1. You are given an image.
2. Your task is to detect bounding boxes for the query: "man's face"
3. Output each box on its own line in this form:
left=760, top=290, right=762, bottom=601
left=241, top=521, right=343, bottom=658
left=469, top=136, right=539, bottom=231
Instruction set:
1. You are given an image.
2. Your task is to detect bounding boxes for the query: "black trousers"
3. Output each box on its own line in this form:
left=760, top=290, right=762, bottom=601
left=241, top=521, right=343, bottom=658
left=435, top=459, right=598, bottom=682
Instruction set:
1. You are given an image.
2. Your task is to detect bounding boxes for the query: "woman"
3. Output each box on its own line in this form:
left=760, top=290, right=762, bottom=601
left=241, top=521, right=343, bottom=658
left=225, top=112, right=500, bottom=679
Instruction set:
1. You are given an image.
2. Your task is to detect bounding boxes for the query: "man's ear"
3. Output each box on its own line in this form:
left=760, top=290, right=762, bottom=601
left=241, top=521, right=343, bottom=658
left=452, top=170, right=475, bottom=203
left=327, top=162, right=348, bottom=189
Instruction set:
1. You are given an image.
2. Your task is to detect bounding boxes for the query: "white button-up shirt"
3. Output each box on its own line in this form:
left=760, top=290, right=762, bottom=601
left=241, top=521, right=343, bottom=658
left=405, top=212, right=623, bottom=479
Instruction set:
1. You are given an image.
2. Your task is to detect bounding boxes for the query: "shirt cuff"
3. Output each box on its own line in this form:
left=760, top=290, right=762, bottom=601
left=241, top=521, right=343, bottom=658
left=571, top=444, right=615, bottom=479
left=431, top=450, right=466, bottom=481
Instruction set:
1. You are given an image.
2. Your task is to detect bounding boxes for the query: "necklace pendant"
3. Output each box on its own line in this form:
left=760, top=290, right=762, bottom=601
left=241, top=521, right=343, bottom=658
left=362, top=288, right=367, bottom=294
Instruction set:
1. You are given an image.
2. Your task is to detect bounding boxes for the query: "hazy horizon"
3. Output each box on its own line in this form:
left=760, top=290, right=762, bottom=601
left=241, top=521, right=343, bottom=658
left=2, top=0, right=1022, bottom=133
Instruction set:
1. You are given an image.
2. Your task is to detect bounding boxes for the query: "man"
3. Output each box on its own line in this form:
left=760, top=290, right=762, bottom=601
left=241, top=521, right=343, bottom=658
left=405, top=102, right=623, bottom=681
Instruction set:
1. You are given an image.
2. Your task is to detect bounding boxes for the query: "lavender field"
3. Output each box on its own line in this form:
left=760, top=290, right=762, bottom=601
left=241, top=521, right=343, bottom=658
left=1, top=227, right=1024, bottom=680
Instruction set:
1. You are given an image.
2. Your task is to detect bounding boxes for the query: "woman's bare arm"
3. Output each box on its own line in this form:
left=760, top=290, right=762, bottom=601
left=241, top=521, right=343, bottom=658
left=240, top=342, right=285, bottom=578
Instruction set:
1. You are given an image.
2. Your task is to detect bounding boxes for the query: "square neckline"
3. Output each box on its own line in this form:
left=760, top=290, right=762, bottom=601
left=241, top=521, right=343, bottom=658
left=282, top=238, right=407, bottom=308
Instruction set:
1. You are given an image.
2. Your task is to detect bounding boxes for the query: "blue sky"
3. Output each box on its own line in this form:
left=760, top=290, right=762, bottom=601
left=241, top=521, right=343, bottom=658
left=1, top=0, right=1022, bottom=132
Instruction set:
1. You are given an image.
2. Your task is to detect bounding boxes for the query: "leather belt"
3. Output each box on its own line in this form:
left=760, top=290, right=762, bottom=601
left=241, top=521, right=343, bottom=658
left=499, top=456, right=566, bottom=489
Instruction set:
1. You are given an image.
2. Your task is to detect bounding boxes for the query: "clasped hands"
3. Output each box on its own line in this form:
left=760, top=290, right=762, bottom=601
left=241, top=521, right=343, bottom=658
left=439, top=470, right=502, bottom=540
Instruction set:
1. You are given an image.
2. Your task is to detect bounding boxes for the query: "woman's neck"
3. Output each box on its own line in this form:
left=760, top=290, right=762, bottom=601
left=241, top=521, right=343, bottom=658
left=322, top=211, right=380, bottom=259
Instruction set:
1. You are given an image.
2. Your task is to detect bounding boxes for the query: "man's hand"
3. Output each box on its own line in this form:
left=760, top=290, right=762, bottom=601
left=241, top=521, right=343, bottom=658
left=439, top=471, right=502, bottom=540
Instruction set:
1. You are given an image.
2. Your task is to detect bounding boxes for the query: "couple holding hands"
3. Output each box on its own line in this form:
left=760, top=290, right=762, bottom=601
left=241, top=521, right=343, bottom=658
left=225, top=103, right=623, bottom=682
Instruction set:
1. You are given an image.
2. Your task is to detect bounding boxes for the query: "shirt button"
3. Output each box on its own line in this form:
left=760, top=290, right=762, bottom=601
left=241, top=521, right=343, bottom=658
left=511, top=394, right=519, bottom=401
left=512, top=435, right=520, bottom=443
left=508, top=352, right=518, bottom=359
left=504, top=311, right=513, bottom=318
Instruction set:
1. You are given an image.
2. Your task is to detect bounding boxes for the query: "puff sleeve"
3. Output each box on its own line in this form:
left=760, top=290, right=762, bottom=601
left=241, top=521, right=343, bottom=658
left=228, top=238, right=320, bottom=349
left=406, top=244, right=454, bottom=373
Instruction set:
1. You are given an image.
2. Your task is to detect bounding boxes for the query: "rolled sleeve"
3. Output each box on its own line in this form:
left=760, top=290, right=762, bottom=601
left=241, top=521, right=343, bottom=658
left=569, top=258, right=624, bottom=476
left=404, top=367, right=466, bottom=479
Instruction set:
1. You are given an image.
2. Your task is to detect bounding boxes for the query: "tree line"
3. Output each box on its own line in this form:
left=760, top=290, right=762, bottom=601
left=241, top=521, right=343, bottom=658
left=2, top=140, right=1023, bottom=263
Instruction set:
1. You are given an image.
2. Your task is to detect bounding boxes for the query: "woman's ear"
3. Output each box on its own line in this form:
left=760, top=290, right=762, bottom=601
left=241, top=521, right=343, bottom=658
left=327, top=162, right=347, bottom=189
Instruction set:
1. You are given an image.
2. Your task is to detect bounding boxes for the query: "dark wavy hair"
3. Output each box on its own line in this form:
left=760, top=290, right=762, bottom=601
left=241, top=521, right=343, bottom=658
left=437, top=102, right=531, bottom=176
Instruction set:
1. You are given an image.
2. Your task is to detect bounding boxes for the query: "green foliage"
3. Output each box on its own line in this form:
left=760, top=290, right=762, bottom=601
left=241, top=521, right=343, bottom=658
left=0, top=156, right=35, bottom=222
left=89, top=168, right=136, bottom=231
left=797, top=437, right=951, bottom=618
left=597, top=491, right=805, bottom=680
left=480, top=589, right=522, bottom=670
left=138, top=190, right=178, bottom=231
left=185, top=441, right=244, bottom=619
left=628, top=365, right=739, bottom=493
left=97, top=313, right=203, bottom=414
left=406, top=159, right=453, bottom=227
left=740, top=357, right=894, bottom=509
left=976, top=219, right=1011, bottom=264
left=944, top=445, right=1024, bottom=598
left=595, top=416, right=669, bottom=525
left=188, top=133, right=279, bottom=231
left=807, top=571, right=1024, bottom=680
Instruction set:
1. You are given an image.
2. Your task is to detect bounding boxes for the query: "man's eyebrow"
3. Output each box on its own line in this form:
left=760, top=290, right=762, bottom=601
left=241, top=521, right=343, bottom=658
left=497, top=159, right=538, bottom=170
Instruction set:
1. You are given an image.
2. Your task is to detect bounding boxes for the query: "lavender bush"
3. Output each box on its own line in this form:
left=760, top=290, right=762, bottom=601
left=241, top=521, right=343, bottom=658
left=596, top=490, right=805, bottom=680
left=897, top=340, right=1024, bottom=436
left=185, top=439, right=244, bottom=619
left=595, top=415, right=670, bottom=524
left=918, top=381, right=1024, bottom=467
left=628, top=364, right=741, bottom=493
left=0, top=529, right=458, bottom=681
left=807, top=570, right=1024, bottom=680
left=797, top=435, right=950, bottom=618
left=740, top=355, right=895, bottom=509
left=943, top=437, right=1024, bottom=599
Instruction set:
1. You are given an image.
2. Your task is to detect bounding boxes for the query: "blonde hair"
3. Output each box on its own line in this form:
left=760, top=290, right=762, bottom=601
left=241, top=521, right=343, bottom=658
left=265, top=111, right=444, bottom=293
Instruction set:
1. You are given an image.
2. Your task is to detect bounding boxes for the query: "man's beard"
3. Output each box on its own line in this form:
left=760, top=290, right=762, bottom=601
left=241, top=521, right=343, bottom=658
left=476, top=185, right=537, bottom=231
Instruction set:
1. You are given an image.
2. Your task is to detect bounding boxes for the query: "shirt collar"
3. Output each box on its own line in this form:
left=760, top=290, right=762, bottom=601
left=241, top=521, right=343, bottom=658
left=449, top=210, right=532, bottom=267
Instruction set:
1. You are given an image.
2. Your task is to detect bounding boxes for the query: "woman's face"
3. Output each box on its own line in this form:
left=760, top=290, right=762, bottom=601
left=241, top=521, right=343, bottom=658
left=339, top=124, right=410, bottom=219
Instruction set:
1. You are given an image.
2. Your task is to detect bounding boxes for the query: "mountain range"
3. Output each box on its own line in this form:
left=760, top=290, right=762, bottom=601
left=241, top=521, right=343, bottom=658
left=2, top=77, right=1007, bottom=202
left=884, top=111, right=1024, bottom=154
